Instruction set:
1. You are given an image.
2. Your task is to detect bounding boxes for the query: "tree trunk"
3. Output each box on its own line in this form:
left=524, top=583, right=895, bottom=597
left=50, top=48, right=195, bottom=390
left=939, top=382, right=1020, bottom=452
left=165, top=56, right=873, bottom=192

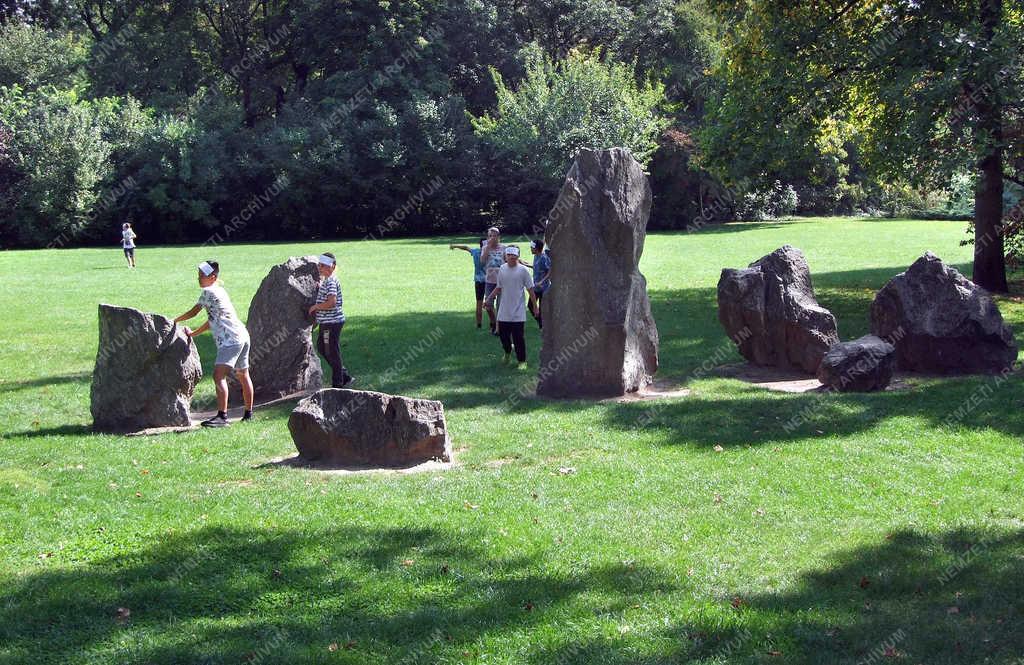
left=974, top=148, right=1007, bottom=292
left=972, top=0, right=1007, bottom=293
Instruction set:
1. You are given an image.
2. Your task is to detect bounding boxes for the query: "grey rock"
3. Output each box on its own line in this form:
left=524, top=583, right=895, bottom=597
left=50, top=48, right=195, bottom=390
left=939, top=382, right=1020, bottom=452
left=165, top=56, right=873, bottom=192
left=91, top=304, right=202, bottom=432
left=870, top=252, right=1017, bottom=373
left=717, top=245, right=839, bottom=374
left=817, top=335, right=896, bottom=392
left=239, top=256, right=323, bottom=399
left=537, top=147, right=659, bottom=398
left=288, top=389, right=451, bottom=467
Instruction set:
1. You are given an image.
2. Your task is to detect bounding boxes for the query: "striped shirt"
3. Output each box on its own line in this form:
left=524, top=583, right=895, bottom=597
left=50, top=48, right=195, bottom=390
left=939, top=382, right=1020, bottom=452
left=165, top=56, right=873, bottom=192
left=315, top=275, right=345, bottom=324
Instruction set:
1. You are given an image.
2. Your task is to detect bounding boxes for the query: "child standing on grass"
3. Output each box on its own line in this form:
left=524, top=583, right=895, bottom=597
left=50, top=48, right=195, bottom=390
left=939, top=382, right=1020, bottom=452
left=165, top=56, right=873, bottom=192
left=174, top=260, right=254, bottom=427
left=308, top=252, right=354, bottom=389
left=480, top=227, right=506, bottom=335
left=529, top=239, right=551, bottom=329
left=485, top=245, right=537, bottom=369
left=121, top=223, right=137, bottom=268
left=449, top=238, right=487, bottom=328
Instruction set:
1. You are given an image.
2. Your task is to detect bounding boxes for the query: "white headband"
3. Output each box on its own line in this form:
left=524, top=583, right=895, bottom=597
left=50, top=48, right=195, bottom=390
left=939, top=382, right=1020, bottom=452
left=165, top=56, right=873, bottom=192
left=504, top=246, right=520, bottom=257
left=318, top=254, right=336, bottom=266
left=198, top=261, right=215, bottom=276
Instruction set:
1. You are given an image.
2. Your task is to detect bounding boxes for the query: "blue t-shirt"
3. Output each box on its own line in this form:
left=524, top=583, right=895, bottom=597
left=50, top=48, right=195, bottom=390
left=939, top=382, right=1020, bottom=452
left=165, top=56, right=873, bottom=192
left=470, top=248, right=485, bottom=283
left=532, top=252, right=551, bottom=293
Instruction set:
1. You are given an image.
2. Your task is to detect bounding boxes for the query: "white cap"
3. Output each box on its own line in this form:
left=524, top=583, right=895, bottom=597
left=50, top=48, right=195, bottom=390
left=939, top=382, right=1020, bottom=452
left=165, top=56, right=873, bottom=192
left=504, top=245, right=520, bottom=257
left=318, top=254, right=336, bottom=266
left=198, top=261, right=215, bottom=276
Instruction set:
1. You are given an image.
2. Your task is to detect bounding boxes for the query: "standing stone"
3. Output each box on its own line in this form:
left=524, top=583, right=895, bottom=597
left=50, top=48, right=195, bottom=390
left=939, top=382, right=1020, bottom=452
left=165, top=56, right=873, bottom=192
left=91, top=304, right=202, bottom=432
left=816, top=335, right=896, bottom=392
left=717, top=245, right=839, bottom=374
left=870, top=252, right=1017, bottom=373
left=537, top=147, right=659, bottom=398
left=241, top=256, right=323, bottom=399
left=288, top=389, right=451, bottom=467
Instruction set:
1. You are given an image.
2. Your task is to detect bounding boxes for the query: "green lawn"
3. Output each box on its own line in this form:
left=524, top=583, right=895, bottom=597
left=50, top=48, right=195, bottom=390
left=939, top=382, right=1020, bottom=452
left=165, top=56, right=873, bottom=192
left=1, top=217, right=1023, bottom=664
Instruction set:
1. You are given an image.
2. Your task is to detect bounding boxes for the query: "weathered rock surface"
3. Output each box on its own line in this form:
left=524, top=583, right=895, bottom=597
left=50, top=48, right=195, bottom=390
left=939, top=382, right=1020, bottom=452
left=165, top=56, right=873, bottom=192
left=717, top=245, right=839, bottom=374
left=870, top=252, right=1017, bottom=373
left=537, top=147, right=659, bottom=398
left=91, top=304, right=202, bottom=432
left=817, top=335, right=896, bottom=392
left=240, top=256, right=323, bottom=398
left=288, top=389, right=451, bottom=467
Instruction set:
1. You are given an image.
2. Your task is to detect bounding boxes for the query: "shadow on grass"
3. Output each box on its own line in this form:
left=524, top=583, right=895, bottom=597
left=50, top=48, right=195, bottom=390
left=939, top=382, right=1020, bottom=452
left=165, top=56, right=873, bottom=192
left=1, top=525, right=1019, bottom=663
left=0, top=524, right=678, bottom=664
left=0, top=372, right=91, bottom=394
left=531, top=529, right=1024, bottom=665
left=2, top=424, right=92, bottom=439
left=4, top=261, right=1020, bottom=439
left=603, top=374, right=1024, bottom=448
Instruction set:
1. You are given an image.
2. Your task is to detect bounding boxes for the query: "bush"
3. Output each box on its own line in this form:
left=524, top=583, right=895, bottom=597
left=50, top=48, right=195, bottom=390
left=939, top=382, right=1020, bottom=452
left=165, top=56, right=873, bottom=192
left=471, top=47, right=668, bottom=228
left=0, top=86, right=147, bottom=248
left=735, top=180, right=798, bottom=221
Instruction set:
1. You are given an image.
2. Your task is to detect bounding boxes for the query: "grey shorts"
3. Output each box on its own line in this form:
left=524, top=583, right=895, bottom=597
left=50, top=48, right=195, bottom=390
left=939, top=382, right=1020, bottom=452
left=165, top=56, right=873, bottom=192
left=215, top=340, right=250, bottom=370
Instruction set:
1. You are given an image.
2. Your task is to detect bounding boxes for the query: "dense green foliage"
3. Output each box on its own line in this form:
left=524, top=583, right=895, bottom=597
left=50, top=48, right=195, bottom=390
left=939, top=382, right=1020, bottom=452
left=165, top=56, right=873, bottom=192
left=0, top=0, right=1021, bottom=267
left=700, top=0, right=1024, bottom=290
left=2, top=219, right=1023, bottom=663
left=0, top=1, right=718, bottom=247
left=471, top=49, right=668, bottom=226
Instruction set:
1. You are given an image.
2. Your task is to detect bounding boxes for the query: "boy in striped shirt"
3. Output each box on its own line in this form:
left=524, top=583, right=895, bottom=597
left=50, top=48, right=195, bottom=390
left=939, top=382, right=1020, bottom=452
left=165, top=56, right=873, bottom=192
left=307, top=252, right=354, bottom=388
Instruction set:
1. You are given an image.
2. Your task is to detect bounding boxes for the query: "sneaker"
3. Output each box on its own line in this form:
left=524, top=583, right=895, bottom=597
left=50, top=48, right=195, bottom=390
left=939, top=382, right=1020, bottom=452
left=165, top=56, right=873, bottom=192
left=241, top=410, right=254, bottom=422
left=341, top=375, right=356, bottom=388
left=517, top=362, right=529, bottom=371
left=501, top=353, right=511, bottom=365
left=201, top=414, right=230, bottom=428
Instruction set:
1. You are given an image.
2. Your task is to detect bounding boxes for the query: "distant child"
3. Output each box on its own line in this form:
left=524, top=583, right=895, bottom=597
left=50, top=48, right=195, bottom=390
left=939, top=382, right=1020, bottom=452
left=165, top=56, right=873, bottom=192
left=449, top=238, right=487, bottom=328
left=485, top=245, right=537, bottom=369
left=529, top=239, right=551, bottom=328
left=480, top=227, right=506, bottom=335
left=308, top=252, right=354, bottom=388
left=121, top=223, right=137, bottom=268
left=174, top=261, right=254, bottom=427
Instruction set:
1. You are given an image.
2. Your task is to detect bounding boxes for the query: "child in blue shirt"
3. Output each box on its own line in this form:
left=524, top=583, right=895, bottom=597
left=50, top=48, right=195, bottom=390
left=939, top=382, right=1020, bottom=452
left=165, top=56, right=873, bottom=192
left=529, top=239, right=551, bottom=329
left=450, top=238, right=487, bottom=329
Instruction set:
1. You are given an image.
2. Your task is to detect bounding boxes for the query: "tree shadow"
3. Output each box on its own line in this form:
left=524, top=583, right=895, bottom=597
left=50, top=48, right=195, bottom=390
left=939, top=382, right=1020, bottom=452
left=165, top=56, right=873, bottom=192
left=0, top=524, right=680, bottom=664
left=530, top=528, right=1024, bottom=664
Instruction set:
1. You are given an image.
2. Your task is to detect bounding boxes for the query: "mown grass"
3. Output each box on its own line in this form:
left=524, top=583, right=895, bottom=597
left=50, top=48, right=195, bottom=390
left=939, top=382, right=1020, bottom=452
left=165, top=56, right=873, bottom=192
left=1, top=217, right=1022, bottom=664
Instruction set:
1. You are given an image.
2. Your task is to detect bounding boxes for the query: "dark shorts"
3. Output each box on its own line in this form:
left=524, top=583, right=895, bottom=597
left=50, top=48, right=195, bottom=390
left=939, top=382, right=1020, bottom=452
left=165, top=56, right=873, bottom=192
left=123, top=247, right=135, bottom=258
left=475, top=281, right=485, bottom=301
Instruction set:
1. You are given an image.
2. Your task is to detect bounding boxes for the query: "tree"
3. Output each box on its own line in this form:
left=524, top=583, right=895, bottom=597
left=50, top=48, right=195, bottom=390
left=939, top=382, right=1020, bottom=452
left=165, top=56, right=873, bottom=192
left=0, top=22, right=84, bottom=90
left=471, top=48, right=668, bottom=228
left=471, top=48, right=667, bottom=220
left=701, top=0, right=1023, bottom=291
left=0, top=86, right=147, bottom=247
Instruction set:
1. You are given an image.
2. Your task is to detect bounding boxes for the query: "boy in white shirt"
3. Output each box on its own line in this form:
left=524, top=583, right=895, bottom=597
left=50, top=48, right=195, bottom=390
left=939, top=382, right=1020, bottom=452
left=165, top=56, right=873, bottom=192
left=484, top=245, right=537, bottom=369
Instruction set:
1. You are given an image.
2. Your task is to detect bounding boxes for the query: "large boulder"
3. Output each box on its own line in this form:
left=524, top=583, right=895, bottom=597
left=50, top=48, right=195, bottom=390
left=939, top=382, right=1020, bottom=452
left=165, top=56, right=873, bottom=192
left=288, top=389, right=451, bottom=467
left=91, top=304, right=202, bottom=432
left=536, top=147, right=659, bottom=398
left=817, top=335, right=896, bottom=392
left=240, top=256, right=323, bottom=399
left=717, top=245, right=839, bottom=374
left=870, top=252, right=1017, bottom=373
